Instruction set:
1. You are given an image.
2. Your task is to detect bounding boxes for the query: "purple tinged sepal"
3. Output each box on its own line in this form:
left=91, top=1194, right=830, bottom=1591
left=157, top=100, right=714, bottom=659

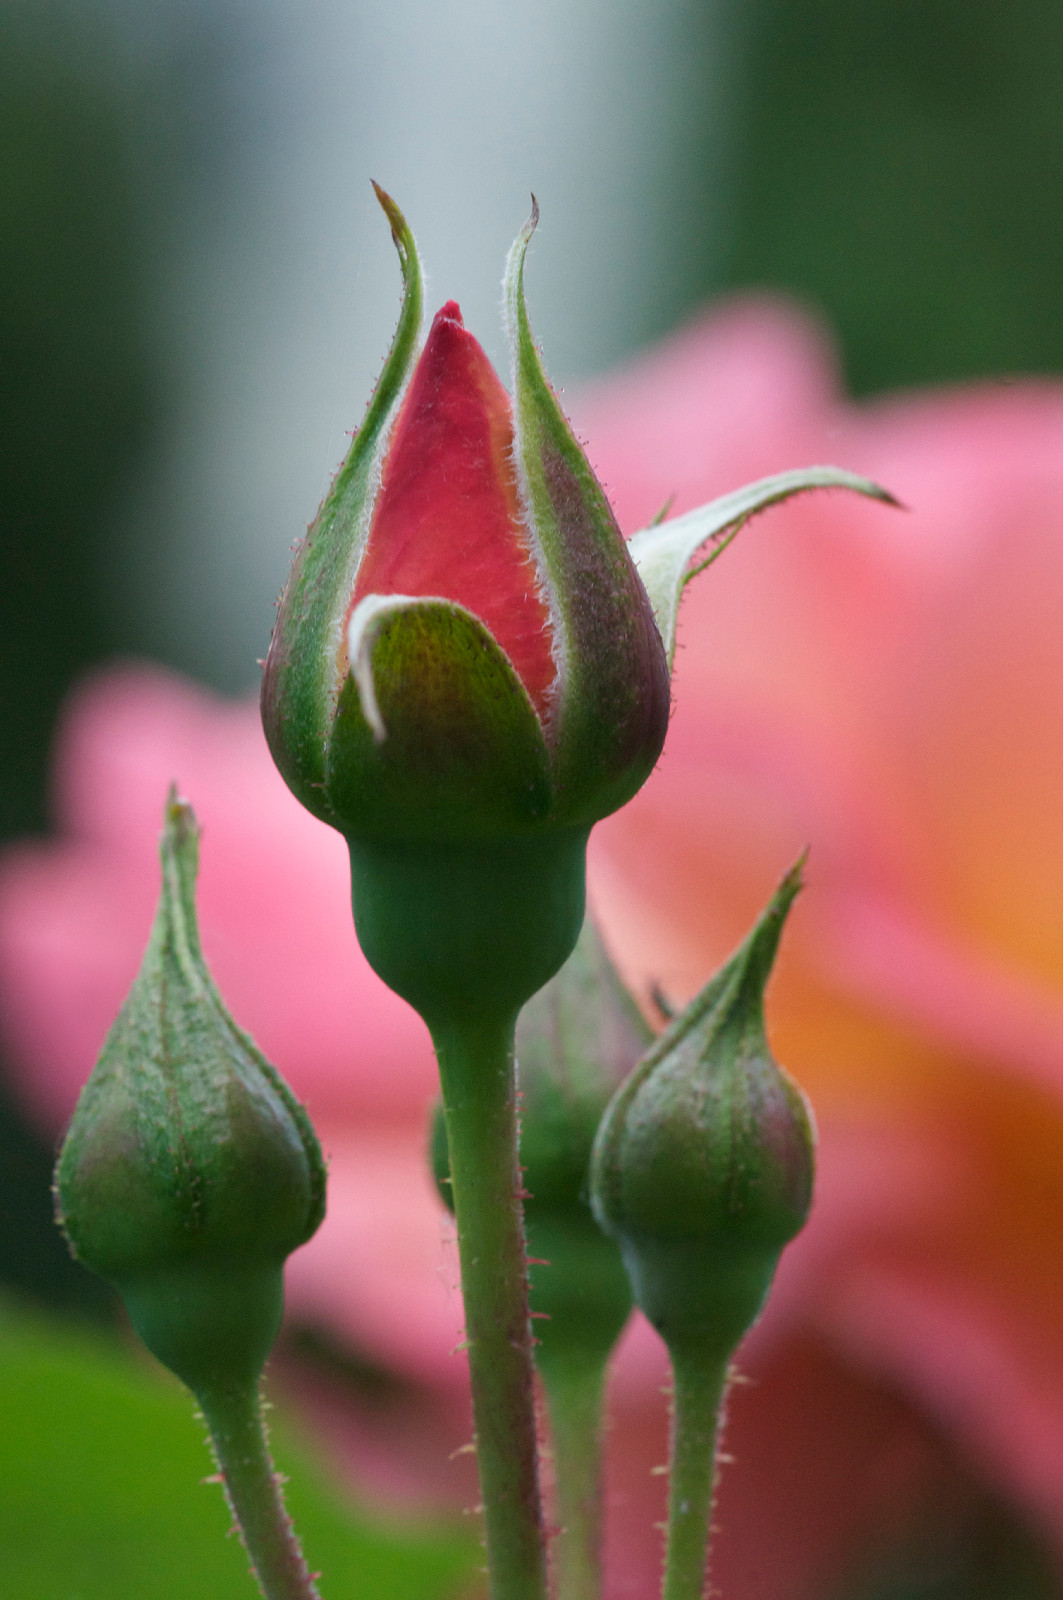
left=502, top=201, right=672, bottom=825
left=589, top=863, right=815, bottom=1364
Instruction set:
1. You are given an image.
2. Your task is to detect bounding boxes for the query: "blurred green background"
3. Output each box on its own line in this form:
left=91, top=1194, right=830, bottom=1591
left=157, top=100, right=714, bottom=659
left=2, top=0, right=1062, bottom=1593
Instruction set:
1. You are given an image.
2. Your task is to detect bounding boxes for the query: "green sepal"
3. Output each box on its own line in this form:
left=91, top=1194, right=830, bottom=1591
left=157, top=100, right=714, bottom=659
left=628, top=466, right=900, bottom=666
left=590, top=862, right=815, bottom=1362
left=55, top=794, right=326, bottom=1393
left=261, top=183, right=424, bottom=826
left=515, top=914, right=652, bottom=1216
left=326, top=593, right=553, bottom=843
left=504, top=203, right=670, bottom=823
left=517, top=915, right=650, bottom=1376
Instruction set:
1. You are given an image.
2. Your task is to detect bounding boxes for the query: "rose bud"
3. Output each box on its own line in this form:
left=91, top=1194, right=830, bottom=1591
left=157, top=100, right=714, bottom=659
left=261, top=187, right=670, bottom=1028
left=261, top=187, right=895, bottom=1034
left=589, top=862, right=815, bottom=1367
left=262, top=187, right=669, bottom=850
left=54, top=792, right=326, bottom=1397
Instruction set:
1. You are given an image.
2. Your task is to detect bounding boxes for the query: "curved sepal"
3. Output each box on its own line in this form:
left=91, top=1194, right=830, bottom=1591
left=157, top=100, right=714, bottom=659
left=628, top=466, right=900, bottom=667
left=326, top=594, right=553, bottom=841
left=503, top=204, right=670, bottom=818
left=261, top=184, right=425, bottom=825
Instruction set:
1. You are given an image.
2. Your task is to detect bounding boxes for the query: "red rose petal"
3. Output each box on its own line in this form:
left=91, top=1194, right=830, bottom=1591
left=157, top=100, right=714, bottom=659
left=351, top=301, right=556, bottom=722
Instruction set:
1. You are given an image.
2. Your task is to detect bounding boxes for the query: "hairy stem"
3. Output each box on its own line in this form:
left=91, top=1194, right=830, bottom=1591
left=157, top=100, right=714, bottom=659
left=198, top=1380, right=321, bottom=1600
left=662, top=1353, right=728, bottom=1600
left=541, top=1355, right=609, bottom=1600
left=434, top=1017, right=548, bottom=1600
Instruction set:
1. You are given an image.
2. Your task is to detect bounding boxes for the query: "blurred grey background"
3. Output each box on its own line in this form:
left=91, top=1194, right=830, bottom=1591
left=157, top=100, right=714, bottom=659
left=8, top=0, right=1063, bottom=827
left=4, top=0, right=739, bottom=716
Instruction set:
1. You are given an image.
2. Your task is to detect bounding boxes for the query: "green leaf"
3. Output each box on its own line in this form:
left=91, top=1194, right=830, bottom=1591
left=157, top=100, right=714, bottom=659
left=0, top=1297, right=476, bottom=1600
left=627, top=466, right=899, bottom=666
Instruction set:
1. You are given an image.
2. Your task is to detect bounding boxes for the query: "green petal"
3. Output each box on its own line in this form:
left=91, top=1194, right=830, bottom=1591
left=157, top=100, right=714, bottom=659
left=627, top=466, right=900, bottom=667
left=261, top=185, right=425, bottom=825
left=326, top=594, right=553, bottom=841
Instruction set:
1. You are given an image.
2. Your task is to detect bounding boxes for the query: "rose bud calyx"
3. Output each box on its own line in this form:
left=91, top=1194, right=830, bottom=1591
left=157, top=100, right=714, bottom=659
left=54, top=792, right=326, bottom=1395
left=590, top=862, right=815, bottom=1365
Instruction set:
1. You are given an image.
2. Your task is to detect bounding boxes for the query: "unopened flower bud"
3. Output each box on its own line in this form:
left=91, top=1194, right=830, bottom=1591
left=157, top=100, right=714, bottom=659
left=55, top=793, right=326, bottom=1396
left=262, top=188, right=669, bottom=852
left=262, top=187, right=670, bottom=1031
left=514, top=914, right=651, bottom=1370
left=589, top=864, right=814, bottom=1364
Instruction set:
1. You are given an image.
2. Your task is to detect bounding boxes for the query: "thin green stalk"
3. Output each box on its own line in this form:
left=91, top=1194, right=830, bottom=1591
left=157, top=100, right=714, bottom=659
left=662, top=1353, right=729, bottom=1600
left=433, top=1017, right=548, bottom=1600
left=541, top=1355, right=609, bottom=1600
left=198, top=1380, right=321, bottom=1600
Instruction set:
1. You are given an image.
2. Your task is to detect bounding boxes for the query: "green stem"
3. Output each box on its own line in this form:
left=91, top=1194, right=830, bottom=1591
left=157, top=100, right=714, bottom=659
left=433, top=1017, right=548, bottom=1600
left=541, top=1356, right=609, bottom=1600
left=662, top=1353, right=729, bottom=1600
left=198, top=1380, right=321, bottom=1600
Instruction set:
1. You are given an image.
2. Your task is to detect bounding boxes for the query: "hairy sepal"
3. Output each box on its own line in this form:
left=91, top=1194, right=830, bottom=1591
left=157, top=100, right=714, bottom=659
left=504, top=204, right=670, bottom=823
left=261, top=185, right=424, bottom=825
left=327, top=594, right=553, bottom=842
left=628, top=466, right=899, bottom=667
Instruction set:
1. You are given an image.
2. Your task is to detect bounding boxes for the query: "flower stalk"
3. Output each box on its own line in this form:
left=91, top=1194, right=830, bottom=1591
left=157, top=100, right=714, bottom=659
left=540, top=1352, right=610, bottom=1600
left=431, top=913, right=649, bottom=1600
left=199, top=1380, right=322, bottom=1600
left=433, top=1016, right=547, bottom=1600
left=661, top=1354, right=729, bottom=1600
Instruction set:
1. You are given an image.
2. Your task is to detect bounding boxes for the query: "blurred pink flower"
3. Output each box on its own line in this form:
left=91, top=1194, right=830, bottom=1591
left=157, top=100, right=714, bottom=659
left=0, top=665, right=472, bottom=1500
left=580, top=297, right=1063, bottom=1593
left=3, top=294, right=1063, bottom=1593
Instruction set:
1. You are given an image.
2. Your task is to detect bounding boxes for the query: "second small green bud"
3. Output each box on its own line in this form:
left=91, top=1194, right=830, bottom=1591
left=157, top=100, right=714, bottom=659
left=589, top=864, right=815, bottom=1366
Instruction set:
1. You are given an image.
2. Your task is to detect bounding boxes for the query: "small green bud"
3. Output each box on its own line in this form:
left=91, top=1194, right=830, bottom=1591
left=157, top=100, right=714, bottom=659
left=515, top=915, right=651, bottom=1370
left=589, top=864, right=814, bottom=1365
left=55, top=793, right=326, bottom=1396
left=431, top=913, right=651, bottom=1370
